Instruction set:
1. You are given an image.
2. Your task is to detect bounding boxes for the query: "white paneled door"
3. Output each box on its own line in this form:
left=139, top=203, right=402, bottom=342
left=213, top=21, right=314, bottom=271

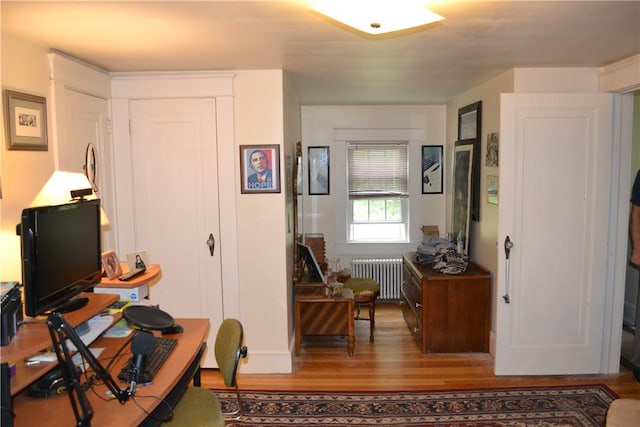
left=58, top=89, right=114, bottom=250
left=496, top=93, right=617, bottom=375
left=129, top=98, right=222, bottom=367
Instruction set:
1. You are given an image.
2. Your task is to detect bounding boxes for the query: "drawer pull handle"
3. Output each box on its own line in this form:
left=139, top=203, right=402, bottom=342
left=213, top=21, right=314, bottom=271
left=415, top=302, right=422, bottom=308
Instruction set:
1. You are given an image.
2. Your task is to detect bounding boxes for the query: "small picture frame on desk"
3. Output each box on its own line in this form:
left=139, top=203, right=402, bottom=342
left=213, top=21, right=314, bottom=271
left=102, top=250, right=123, bottom=279
left=126, top=250, right=150, bottom=270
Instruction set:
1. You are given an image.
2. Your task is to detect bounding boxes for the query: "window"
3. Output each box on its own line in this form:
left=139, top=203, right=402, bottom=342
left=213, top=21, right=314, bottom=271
left=347, top=142, right=409, bottom=242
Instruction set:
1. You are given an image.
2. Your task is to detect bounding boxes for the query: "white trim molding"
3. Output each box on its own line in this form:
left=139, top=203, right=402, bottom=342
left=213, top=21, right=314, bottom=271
left=599, top=54, right=640, bottom=94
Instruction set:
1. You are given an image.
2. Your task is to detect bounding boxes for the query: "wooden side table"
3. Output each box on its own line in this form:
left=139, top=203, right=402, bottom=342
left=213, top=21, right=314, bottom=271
left=295, top=294, right=355, bottom=356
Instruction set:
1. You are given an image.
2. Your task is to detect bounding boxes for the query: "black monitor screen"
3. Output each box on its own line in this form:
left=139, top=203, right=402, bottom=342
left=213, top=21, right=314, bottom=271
left=20, top=200, right=102, bottom=316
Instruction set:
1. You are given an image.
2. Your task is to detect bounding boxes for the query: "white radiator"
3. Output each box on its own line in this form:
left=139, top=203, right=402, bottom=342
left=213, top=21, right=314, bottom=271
left=350, top=257, right=403, bottom=300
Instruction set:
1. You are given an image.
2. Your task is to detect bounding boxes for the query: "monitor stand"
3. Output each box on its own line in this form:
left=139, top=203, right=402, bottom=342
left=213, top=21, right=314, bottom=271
left=54, top=296, right=90, bottom=314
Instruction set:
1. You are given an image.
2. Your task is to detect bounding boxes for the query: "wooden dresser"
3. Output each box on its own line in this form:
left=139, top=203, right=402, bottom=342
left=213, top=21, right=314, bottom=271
left=401, top=253, right=491, bottom=353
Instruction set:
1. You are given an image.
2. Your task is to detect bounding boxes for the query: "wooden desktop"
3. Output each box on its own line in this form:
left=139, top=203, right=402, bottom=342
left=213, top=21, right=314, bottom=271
left=97, top=263, right=161, bottom=288
left=1, top=293, right=209, bottom=426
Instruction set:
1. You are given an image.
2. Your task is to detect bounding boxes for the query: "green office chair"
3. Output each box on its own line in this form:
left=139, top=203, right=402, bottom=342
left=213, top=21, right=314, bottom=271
left=165, top=318, right=248, bottom=426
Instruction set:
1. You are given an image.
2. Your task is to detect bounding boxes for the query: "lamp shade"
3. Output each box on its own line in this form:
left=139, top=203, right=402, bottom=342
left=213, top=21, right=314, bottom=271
left=30, top=171, right=110, bottom=227
left=310, top=0, right=444, bottom=35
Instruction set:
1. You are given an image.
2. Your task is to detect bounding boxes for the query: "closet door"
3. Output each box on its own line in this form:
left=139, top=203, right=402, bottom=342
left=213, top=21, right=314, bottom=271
left=129, top=98, right=222, bottom=367
left=495, top=93, right=616, bottom=375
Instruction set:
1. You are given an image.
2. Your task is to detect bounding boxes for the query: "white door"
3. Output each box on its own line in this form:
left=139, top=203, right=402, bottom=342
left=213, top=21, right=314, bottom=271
left=58, top=89, right=107, bottom=173
left=495, top=93, right=615, bottom=375
left=129, top=98, right=222, bottom=367
left=58, top=89, right=114, bottom=250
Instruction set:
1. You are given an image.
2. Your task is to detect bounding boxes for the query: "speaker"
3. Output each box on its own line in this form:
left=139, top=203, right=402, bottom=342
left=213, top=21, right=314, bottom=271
left=27, top=366, right=79, bottom=398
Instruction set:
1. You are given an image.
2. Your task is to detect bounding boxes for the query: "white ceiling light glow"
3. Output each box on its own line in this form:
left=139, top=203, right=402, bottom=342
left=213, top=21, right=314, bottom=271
left=310, top=0, right=444, bottom=35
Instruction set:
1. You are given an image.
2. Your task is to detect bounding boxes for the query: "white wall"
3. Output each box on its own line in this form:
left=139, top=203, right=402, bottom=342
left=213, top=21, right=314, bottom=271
left=232, top=70, right=293, bottom=372
left=300, top=105, right=447, bottom=263
left=0, top=34, right=55, bottom=282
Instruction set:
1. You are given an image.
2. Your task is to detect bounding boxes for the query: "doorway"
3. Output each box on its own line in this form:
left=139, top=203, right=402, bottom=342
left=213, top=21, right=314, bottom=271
left=622, top=90, right=640, bottom=370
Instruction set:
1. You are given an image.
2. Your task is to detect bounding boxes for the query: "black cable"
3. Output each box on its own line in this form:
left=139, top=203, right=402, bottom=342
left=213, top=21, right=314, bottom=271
left=131, top=394, right=175, bottom=423
left=104, top=332, right=137, bottom=373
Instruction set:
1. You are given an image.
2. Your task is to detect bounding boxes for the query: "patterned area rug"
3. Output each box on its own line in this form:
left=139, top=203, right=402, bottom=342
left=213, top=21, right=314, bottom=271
left=214, top=385, right=617, bottom=426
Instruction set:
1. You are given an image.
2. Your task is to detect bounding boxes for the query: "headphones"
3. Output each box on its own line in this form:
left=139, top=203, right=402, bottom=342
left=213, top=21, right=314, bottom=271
left=27, top=366, right=80, bottom=398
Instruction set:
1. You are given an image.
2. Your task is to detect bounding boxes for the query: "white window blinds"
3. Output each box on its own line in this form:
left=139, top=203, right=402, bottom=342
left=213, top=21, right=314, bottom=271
left=347, top=143, right=409, bottom=199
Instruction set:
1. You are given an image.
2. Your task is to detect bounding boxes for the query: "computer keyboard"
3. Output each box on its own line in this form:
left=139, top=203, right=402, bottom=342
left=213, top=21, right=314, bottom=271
left=66, top=315, right=115, bottom=351
left=117, top=336, right=178, bottom=384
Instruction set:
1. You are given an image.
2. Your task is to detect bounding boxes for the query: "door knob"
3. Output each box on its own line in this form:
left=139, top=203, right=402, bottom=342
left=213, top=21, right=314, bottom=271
left=206, top=234, right=215, bottom=256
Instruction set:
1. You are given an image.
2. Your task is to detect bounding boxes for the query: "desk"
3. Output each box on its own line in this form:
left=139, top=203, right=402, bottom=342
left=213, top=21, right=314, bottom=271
left=295, top=292, right=355, bottom=357
left=1, top=293, right=118, bottom=396
left=2, top=294, right=209, bottom=426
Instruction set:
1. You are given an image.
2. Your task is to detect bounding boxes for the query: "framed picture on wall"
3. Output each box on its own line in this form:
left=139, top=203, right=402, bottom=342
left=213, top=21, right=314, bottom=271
left=458, top=101, right=482, bottom=140
left=3, top=90, right=48, bottom=151
left=457, top=100, right=482, bottom=222
left=308, top=146, right=330, bottom=195
left=487, top=175, right=498, bottom=207
left=486, top=132, right=499, bottom=167
left=240, top=145, right=281, bottom=193
left=421, top=145, right=443, bottom=194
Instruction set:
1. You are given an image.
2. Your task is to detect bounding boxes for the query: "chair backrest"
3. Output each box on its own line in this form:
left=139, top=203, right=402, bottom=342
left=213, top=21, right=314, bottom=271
left=214, top=318, right=247, bottom=387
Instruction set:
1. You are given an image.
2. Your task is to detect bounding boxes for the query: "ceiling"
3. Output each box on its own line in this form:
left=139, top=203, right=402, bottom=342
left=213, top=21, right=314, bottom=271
left=2, top=1, right=639, bottom=105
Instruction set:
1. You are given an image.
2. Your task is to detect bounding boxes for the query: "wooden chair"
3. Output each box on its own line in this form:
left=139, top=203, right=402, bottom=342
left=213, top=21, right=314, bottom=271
left=164, top=319, right=248, bottom=426
left=344, top=278, right=380, bottom=342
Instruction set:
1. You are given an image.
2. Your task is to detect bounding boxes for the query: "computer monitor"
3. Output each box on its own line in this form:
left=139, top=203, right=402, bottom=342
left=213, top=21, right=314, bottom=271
left=20, top=199, right=102, bottom=316
left=296, top=242, right=325, bottom=283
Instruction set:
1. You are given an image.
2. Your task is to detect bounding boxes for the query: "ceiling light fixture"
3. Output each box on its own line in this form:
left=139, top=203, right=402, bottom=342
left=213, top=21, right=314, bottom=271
left=310, top=0, right=444, bottom=35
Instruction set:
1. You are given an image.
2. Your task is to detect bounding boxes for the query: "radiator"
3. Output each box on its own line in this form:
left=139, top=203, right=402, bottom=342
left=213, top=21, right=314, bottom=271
left=350, top=257, right=403, bottom=301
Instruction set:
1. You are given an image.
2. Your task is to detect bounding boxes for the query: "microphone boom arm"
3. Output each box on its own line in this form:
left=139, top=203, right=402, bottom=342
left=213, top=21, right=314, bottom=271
left=47, top=312, right=131, bottom=426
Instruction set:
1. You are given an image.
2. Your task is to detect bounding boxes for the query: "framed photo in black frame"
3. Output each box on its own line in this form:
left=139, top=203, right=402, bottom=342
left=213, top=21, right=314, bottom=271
left=421, top=145, right=443, bottom=194
left=457, top=101, right=482, bottom=221
left=308, top=146, right=329, bottom=195
left=458, top=101, right=481, bottom=140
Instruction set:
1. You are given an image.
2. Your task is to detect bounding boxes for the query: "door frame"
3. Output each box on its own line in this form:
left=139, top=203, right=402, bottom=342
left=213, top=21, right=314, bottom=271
left=603, top=93, right=634, bottom=373
left=599, top=55, right=640, bottom=372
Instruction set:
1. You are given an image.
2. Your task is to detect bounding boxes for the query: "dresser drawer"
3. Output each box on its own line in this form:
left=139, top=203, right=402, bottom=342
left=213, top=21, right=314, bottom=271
left=400, top=289, right=421, bottom=345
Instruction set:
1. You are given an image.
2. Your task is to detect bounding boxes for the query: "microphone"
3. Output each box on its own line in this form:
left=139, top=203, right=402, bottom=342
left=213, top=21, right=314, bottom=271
left=128, top=331, right=155, bottom=396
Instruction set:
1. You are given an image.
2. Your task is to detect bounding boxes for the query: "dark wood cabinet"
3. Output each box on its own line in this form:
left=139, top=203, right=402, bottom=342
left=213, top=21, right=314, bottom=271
left=401, top=253, right=491, bottom=353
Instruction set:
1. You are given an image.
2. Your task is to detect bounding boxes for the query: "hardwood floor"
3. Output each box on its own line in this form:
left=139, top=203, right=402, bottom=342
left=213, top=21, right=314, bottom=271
left=201, top=303, right=640, bottom=399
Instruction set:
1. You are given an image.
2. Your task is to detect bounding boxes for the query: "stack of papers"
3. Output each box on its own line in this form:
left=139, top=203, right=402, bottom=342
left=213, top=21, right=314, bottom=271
left=103, top=318, right=134, bottom=338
